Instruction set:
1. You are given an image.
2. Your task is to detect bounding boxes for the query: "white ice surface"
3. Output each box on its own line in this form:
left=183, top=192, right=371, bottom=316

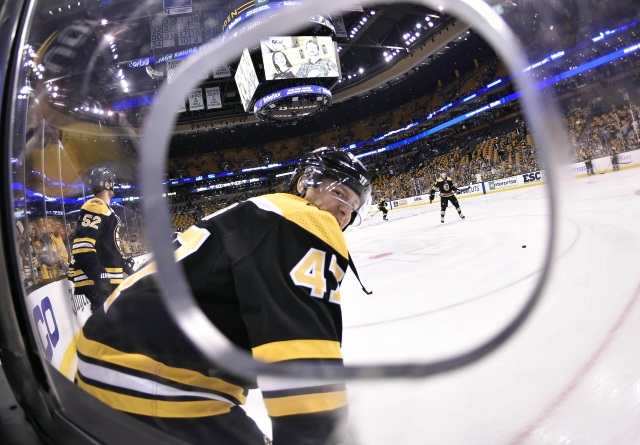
left=245, top=167, right=640, bottom=444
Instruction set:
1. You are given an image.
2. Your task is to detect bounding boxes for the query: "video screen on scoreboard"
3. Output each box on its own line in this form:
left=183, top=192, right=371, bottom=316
left=261, top=36, right=341, bottom=80
left=234, top=47, right=260, bottom=112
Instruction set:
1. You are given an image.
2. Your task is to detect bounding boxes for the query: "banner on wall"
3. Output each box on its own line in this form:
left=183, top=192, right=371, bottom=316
left=26, top=279, right=80, bottom=380
left=487, top=176, right=518, bottom=191
left=166, top=60, right=182, bottom=84
left=330, top=15, right=348, bottom=38
left=213, top=65, right=231, bottom=78
left=24, top=253, right=153, bottom=380
left=188, top=88, right=205, bottom=111
left=205, top=86, right=222, bottom=109
left=456, top=183, right=483, bottom=195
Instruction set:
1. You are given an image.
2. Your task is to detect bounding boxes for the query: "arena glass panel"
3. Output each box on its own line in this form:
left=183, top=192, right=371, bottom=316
left=1, top=0, right=639, bottom=444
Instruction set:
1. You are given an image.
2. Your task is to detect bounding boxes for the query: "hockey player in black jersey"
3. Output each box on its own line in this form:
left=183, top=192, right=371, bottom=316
left=430, top=171, right=465, bottom=223
left=378, top=197, right=389, bottom=220
left=74, top=148, right=372, bottom=445
left=611, top=148, right=620, bottom=171
left=68, top=167, right=134, bottom=313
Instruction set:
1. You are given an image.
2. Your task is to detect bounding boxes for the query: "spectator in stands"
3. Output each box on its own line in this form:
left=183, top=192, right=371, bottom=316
left=24, top=223, right=48, bottom=283
left=16, top=220, right=36, bottom=287
left=120, top=232, right=132, bottom=258
left=29, top=222, right=53, bottom=281
left=31, top=219, right=59, bottom=278
left=49, top=220, right=69, bottom=277
left=35, top=217, right=50, bottom=245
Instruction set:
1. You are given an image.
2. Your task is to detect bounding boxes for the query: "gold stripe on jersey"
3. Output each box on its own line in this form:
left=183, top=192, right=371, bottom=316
left=250, top=194, right=348, bottom=260
left=105, top=262, right=157, bottom=311
left=200, top=202, right=238, bottom=221
left=83, top=198, right=110, bottom=215
left=102, top=226, right=209, bottom=311
left=102, top=226, right=209, bottom=310
left=105, top=267, right=123, bottom=273
left=68, top=269, right=85, bottom=278
left=73, top=237, right=96, bottom=245
left=264, top=390, right=348, bottom=417
left=74, top=280, right=95, bottom=287
left=252, top=339, right=342, bottom=363
left=72, top=248, right=97, bottom=254
left=175, top=226, right=211, bottom=261
left=77, top=332, right=246, bottom=402
left=76, top=377, right=233, bottom=418
left=60, top=333, right=80, bottom=380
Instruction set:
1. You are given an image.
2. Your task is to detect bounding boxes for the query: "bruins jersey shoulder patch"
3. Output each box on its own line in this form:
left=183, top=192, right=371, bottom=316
left=83, top=198, right=111, bottom=215
left=248, top=194, right=348, bottom=260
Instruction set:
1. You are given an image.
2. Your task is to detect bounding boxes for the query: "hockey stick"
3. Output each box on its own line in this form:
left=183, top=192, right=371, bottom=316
left=370, top=210, right=380, bottom=217
left=594, top=161, right=611, bottom=175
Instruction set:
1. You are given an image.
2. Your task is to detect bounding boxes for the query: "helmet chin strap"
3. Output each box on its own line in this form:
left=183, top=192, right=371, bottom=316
left=299, top=186, right=371, bottom=295
left=343, top=211, right=357, bottom=232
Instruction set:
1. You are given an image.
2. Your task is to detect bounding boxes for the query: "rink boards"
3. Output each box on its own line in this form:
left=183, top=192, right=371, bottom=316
left=25, top=149, right=640, bottom=379
left=24, top=253, right=152, bottom=380
left=373, top=148, right=640, bottom=213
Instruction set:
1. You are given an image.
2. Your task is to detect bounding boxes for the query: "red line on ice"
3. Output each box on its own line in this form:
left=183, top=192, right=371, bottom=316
left=370, top=252, right=392, bottom=259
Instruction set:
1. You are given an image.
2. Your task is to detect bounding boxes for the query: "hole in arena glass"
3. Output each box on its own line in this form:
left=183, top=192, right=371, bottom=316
left=2, top=0, right=639, bottom=444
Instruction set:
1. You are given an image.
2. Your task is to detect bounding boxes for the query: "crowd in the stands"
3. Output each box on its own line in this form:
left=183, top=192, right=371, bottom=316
left=167, top=54, right=640, bottom=231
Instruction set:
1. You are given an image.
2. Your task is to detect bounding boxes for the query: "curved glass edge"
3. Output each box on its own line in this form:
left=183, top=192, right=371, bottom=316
left=140, top=0, right=559, bottom=381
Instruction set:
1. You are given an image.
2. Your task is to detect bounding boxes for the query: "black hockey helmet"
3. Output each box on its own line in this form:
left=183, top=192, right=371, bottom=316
left=87, top=167, right=116, bottom=194
left=289, top=147, right=372, bottom=227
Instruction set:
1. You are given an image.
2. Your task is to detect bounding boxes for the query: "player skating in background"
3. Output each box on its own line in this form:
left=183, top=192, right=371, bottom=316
left=580, top=147, right=594, bottom=175
left=611, top=148, right=620, bottom=171
left=74, top=148, right=372, bottom=445
left=430, top=171, right=465, bottom=224
left=378, top=197, right=389, bottom=221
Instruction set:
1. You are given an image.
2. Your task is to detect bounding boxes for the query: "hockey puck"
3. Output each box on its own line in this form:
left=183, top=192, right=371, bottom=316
left=522, top=245, right=526, bottom=248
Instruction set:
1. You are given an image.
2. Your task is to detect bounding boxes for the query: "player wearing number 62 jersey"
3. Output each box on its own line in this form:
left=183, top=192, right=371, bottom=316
left=74, top=148, right=372, bottom=445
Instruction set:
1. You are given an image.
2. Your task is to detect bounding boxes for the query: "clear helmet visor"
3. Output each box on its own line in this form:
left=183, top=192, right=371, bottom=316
left=300, top=167, right=372, bottom=229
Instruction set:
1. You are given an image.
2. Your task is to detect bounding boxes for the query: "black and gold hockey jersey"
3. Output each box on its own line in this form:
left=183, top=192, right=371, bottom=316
left=75, top=193, right=350, bottom=444
left=377, top=198, right=387, bottom=211
left=431, top=177, right=458, bottom=198
left=68, top=197, right=124, bottom=290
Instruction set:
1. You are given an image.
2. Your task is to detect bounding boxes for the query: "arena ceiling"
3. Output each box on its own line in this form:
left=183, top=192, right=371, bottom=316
left=28, top=0, right=498, bottom=157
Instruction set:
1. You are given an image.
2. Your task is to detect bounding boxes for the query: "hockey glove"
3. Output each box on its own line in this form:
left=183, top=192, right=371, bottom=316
left=123, top=256, right=136, bottom=276
left=89, top=277, right=113, bottom=311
